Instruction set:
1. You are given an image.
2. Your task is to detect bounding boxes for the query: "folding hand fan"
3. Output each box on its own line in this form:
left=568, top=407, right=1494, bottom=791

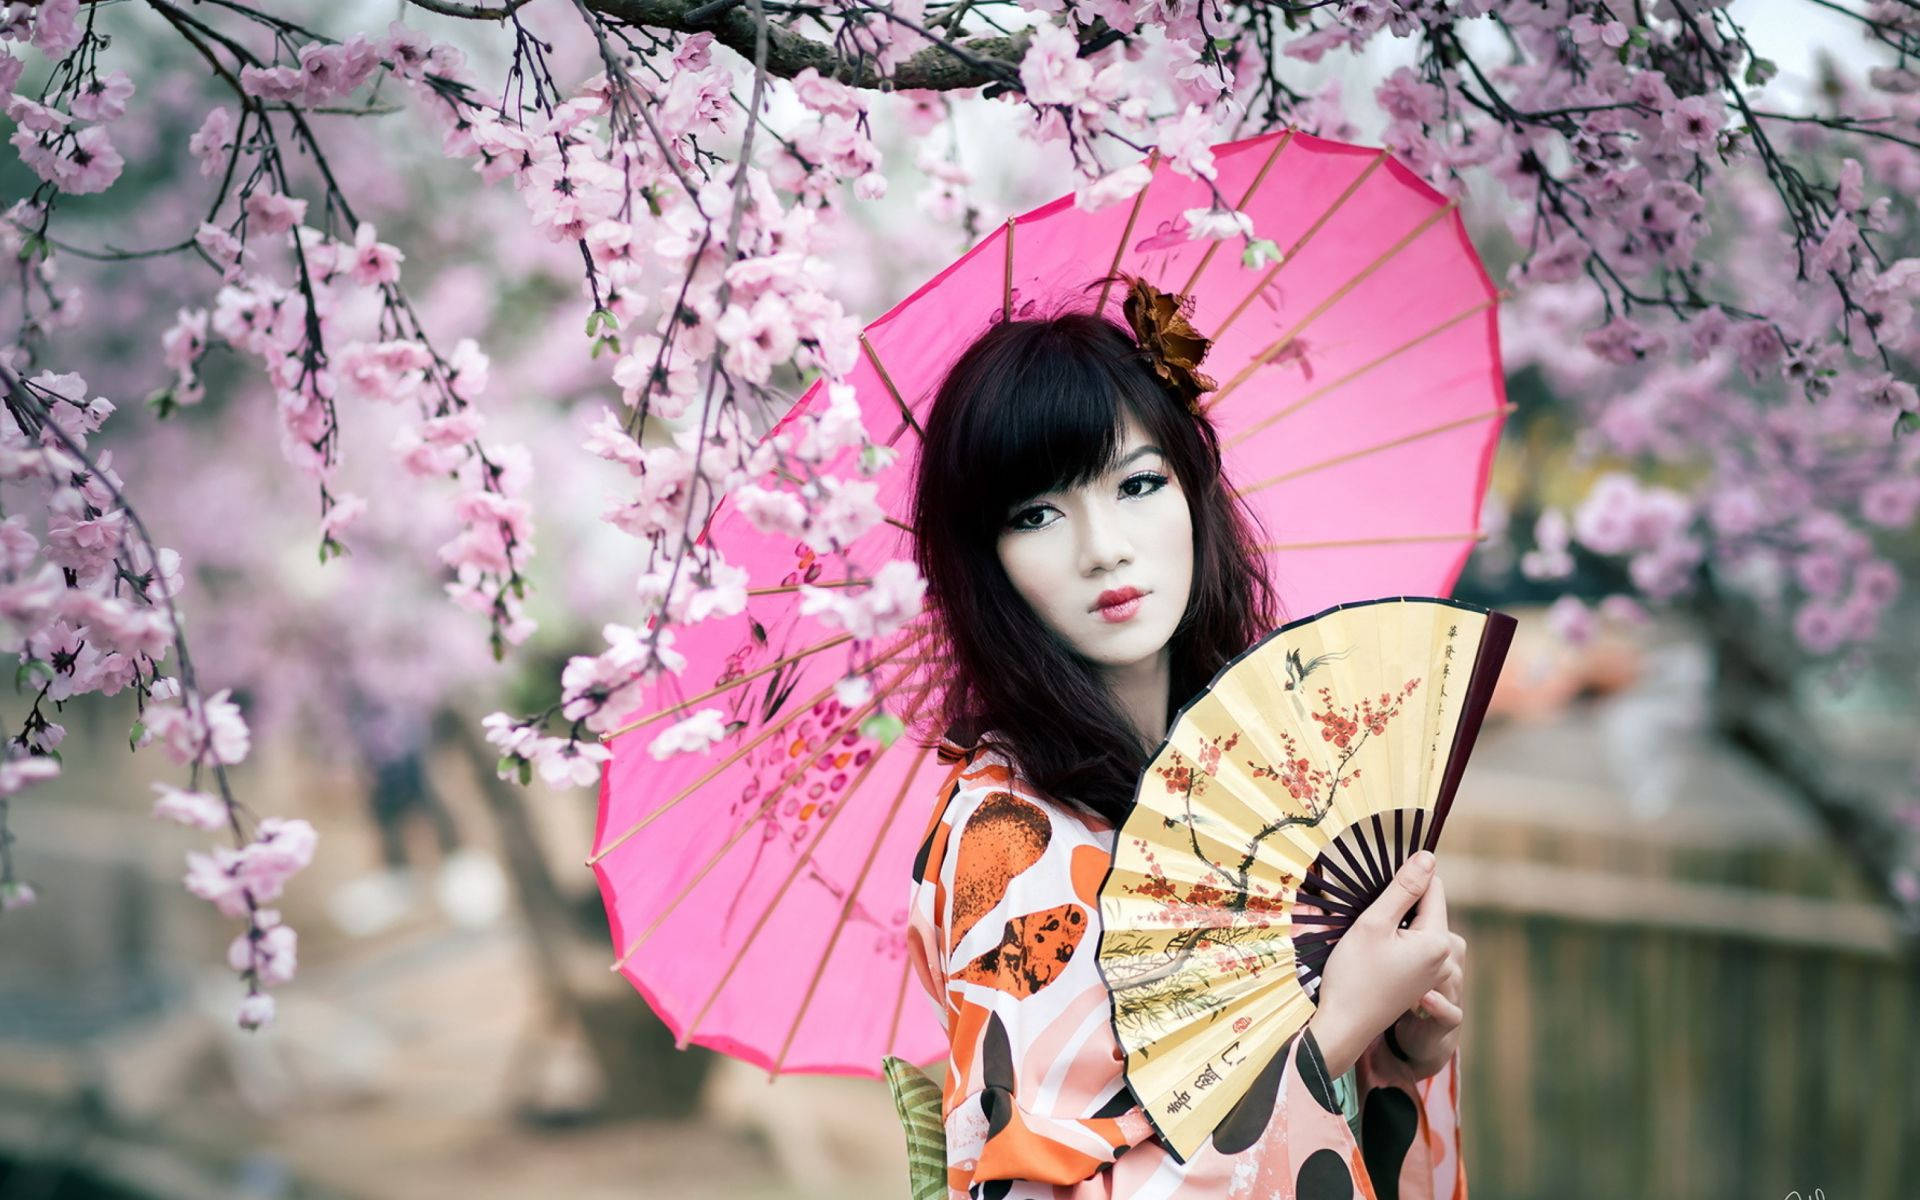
left=1095, top=595, right=1517, bottom=1162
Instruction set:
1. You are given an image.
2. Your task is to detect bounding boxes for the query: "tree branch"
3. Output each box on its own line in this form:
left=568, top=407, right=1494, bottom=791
left=584, top=0, right=1030, bottom=90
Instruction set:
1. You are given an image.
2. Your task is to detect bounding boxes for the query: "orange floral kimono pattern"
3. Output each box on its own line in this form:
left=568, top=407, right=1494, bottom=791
left=905, top=736, right=1468, bottom=1200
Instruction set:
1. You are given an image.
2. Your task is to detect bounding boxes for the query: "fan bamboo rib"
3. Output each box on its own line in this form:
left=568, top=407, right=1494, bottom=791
left=1102, top=599, right=1509, bottom=1160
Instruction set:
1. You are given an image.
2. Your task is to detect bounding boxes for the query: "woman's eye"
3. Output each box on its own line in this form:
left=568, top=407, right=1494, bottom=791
left=1122, top=471, right=1169, bottom=497
left=1007, top=505, right=1054, bottom=532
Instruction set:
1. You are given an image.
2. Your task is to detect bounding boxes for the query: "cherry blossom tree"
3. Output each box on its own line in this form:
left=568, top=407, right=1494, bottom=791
left=4, top=0, right=1919, bottom=1032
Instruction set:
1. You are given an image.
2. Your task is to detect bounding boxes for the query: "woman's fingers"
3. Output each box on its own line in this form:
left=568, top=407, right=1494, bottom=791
left=1408, top=865, right=1448, bottom=930
left=1418, top=989, right=1463, bottom=1026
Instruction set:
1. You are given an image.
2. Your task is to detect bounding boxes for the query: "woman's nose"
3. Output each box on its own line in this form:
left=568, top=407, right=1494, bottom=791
left=1078, top=500, right=1133, bottom=574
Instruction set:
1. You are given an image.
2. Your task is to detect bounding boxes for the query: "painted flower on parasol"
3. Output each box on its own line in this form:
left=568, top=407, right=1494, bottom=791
left=588, top=127, right=1511, bottom=1077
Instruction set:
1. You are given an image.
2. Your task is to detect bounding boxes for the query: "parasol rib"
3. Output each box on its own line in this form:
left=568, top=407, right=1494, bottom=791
left=614, top=656, right=928, bottom=970
left=1209, top=198, right=1462, bottom=405
left=1179, top=130, right=1295, bottom=297
left=1254, top=530, right=1490, bottom=553
left=883, top=935, right=918, bottom=1060
left=747, top=579, right=871, bottom=596
left=772, top=735, right=938, bottom=1074
left=599, top=630, right=854, bottom=741
left=1211, top=149, right=1389, bottom=339
left=1002, top=215, right=1016, bottom=320
left=674, top=676, right=937, bottom=1044
left=1220, top=294, right=1504, bottom=450
left=1094, top=149, right=1162, bottom=315
left=1237, top=403, right=1515, bottom=496
left=861, top=332, right=923, bottom=441
left=589, top=622, right=930, bottom=862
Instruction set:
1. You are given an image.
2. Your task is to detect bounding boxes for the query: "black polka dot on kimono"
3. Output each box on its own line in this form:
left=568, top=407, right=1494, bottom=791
left=1209, top=1032, right=1297, bottom=1155
left=1362, top=1085, right=1419, bottom=1200
left=1296, top=1148, right=1355, bottom=1200
left=981, top=1012, right=1015, bottom=1137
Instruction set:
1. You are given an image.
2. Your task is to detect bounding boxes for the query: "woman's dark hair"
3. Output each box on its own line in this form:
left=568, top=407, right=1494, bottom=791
left=910, top=297, right=1285, bottom=825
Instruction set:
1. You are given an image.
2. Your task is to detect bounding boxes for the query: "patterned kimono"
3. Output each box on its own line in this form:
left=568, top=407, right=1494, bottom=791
left=905, top=734, right=1468, bottom=1200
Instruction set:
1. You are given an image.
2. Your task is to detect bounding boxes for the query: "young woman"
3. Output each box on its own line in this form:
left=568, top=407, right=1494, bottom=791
left=903, top=298, right=1469, bottom=1199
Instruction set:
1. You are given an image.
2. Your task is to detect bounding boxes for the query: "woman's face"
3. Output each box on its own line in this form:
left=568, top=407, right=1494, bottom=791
left=995, top=410, right=1194, bottom=672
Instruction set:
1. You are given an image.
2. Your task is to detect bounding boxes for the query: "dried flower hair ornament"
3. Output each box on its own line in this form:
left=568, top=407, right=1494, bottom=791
left=1118, top=272, right=1218, bottom=417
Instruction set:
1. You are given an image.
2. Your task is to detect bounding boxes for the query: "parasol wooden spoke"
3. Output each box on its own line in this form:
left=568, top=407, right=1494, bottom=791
left=1179, top=130, right=1295, bottom=297
left=599, top=630, right=854, bottom=740
left=1220, top=293, right=1505, bottom=451
left=1211, top=149, right=1389, bottom=340
left=1236, top=402, right=1515, bottom=497
left=773, top=736, right=938, bottom=1074
left=1094, top=149, right=1162, bottom=316
left=1002, top=214, right=1016, bottom=320
left=862, top=332, right=922, bottom=441
left=598, top=623, right=939, bottom=742
left=1254, top=530, right=1490, bottom=554
left=1208, top=198, right=1461, bottom=406
left=766, top=464, right=917, bottom=535
left=675, top=674, right=937, bottom=1045
left=612, top=657, right=931, bottom=971
left=883, top=935, right=918, bottom=1060
left=589, top=622, right=931, bottom=862
left=747, top=579, right=871, bottom=597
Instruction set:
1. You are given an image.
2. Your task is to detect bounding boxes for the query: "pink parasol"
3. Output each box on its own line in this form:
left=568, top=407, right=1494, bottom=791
left=589, top=127, right=1510, bottom=1077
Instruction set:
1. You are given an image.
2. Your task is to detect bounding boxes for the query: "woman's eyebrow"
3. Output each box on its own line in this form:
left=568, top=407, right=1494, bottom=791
left=1115, top=444, right=1164, bottom=467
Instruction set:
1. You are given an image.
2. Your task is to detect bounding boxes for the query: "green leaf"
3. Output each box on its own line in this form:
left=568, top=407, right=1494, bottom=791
left=1895, top=411, right=1920, bottom=438
left=497, top=754, right=519, bottom=780
left=128, top=721, right=145, bottom=752
left=860, top=711, right=904, bottom=748
left=1240, top=238, right=1282, bottom=270
left=516, top=757, right=533, bottom=786
left=146, top=388, right=177, bottom=420
left=1745, top=56, right=1777, bottom=87
left=585, top=307, right=619, bottom=338
left=15, top=659, right=52, bottom=692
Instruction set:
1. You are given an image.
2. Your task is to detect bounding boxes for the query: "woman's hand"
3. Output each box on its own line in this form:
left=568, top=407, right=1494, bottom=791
left=1303, top=850, right=1453, bottom=1077
left=1388, top=868, right=1465, bottom=1079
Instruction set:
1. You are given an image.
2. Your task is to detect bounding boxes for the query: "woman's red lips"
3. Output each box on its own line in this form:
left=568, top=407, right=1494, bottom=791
left=1093, top=587, right=1145, bottom=612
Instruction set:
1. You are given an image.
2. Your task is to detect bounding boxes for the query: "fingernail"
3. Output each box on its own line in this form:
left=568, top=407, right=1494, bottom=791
left=1409, top=851, right=1434, bottom=874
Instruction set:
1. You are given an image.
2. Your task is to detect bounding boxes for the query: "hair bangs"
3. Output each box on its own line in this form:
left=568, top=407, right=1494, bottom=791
left=949, top=321, right=1168, bottom=541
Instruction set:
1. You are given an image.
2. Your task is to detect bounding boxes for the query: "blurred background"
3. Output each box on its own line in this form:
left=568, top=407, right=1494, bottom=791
left=3, top=2, right=1917, bottom=1198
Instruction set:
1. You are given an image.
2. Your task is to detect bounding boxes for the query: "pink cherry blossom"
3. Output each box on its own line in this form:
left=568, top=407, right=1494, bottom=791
left=647, top=707, right=730, bottom=760
left=69, top=69, right=134, bottom=122
left=243, top=189, right=308, bottom=238
left=152, top=782, right=228, bottom=830
left=347, top=222, right=403, bottom=286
